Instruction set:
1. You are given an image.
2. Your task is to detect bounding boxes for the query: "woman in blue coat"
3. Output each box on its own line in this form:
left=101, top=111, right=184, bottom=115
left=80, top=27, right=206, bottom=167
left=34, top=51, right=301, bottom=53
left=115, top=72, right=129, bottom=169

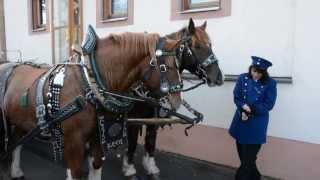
left=229, top=56, right=277, bottom=180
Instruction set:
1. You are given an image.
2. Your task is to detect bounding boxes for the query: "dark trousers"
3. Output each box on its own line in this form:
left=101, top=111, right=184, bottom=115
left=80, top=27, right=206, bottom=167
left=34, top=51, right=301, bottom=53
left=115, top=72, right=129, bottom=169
left=235, top=142, right=262, bottom=180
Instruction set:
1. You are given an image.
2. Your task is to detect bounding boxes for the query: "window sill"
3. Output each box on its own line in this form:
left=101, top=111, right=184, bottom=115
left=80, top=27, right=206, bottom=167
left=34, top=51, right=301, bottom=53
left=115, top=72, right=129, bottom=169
left=32, top=27, right=47, bottom=32
left=100, top=17, right=128, bottom=23
left=179, top=6, right=220, bottom=14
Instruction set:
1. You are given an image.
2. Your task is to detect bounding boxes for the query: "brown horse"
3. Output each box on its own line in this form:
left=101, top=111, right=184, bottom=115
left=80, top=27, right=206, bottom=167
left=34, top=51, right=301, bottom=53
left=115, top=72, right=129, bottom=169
left=123, top=19, right=224, bottom=179
left=0, top=32, right=183, bottom=180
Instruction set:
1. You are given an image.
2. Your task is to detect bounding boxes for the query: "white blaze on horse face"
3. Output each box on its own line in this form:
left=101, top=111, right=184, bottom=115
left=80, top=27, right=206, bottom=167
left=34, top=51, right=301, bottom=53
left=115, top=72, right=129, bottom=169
left=88, top=156, right=102, bottom=180
left=11, top=145, right=24, bottom=178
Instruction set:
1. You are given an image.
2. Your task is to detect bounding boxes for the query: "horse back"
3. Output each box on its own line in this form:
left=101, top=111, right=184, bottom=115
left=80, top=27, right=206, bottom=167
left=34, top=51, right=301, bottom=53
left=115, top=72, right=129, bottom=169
left=3, top=64, right=96, bottom=136
left=2, top=65, right=46, bottom=128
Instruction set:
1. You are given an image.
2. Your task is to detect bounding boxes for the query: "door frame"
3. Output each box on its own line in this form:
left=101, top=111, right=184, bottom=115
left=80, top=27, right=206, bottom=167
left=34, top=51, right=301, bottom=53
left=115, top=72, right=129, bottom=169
left=51, top=0, right=83, bottom=64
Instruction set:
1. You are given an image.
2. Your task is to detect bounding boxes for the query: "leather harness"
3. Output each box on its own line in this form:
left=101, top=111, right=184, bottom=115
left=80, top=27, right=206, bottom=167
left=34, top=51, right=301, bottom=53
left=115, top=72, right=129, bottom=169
left=0, top=25, right=205, bottom=160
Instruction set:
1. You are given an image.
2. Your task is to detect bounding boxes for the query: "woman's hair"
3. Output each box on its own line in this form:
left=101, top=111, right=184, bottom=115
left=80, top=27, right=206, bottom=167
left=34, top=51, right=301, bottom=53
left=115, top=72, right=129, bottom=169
left=248, top=65, right=270, bottom=84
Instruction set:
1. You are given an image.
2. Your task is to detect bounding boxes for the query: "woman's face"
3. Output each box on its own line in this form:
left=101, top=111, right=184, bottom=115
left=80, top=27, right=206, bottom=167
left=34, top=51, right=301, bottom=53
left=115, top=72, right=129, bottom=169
left=251, top=67, right=263, bottom=81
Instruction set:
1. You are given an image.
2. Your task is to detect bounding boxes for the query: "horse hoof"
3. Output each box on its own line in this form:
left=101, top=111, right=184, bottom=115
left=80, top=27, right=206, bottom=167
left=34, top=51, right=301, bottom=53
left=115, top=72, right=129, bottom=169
left=126, top=175, right=140, bottom=180
left=11, top=176, right=26, bottom=180
left=147, top=173, right=161, bottom=180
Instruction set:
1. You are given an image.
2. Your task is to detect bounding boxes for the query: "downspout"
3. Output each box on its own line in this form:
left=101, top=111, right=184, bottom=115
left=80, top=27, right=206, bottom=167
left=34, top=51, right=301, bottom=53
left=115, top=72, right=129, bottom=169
left=0, top=0, right=6, bottom=61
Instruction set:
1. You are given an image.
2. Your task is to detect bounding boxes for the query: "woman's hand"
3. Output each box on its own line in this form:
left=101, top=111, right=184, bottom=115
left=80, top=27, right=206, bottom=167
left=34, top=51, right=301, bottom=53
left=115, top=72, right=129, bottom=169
left=242, top=104, right=251, bottom=113
left=241, top=112, right=249, bottom=121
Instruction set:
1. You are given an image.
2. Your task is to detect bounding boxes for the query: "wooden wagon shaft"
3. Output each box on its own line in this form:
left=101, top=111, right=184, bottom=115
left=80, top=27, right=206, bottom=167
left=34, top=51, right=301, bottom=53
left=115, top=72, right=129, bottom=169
left=127, top=118, right=188, bottom=125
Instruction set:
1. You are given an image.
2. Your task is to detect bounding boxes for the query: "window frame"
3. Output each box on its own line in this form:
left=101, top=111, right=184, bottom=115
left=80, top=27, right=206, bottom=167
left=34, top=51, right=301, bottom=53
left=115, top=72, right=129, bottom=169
left=96, top=0, right=133, bottom=28
left=182, top=0, right=221, bottom=12
left=30, top=0, right=48, bottom=32
left=171, top=0, right=231, bottom=21
left=101, top=0, right=128, bottom=22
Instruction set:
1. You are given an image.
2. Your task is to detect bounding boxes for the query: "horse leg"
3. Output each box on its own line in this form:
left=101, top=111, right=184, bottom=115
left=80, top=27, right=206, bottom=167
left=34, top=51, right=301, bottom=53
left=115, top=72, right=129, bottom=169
left=122, top=124, right=140, bottom=178
left=9, top=128, right=26, bottom=180
left=64, top=135, right=86, bottom=180
left=87, top=139, right=104, bottom=180
left=142, top=125, right=160, bottom=179
left=10, top=145, right=25, bottom=180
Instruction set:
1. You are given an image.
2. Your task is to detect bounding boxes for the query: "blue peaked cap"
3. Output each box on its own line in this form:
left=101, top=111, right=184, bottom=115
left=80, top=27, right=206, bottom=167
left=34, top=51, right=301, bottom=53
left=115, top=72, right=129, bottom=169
left=251, top=56, right=272, bottom=70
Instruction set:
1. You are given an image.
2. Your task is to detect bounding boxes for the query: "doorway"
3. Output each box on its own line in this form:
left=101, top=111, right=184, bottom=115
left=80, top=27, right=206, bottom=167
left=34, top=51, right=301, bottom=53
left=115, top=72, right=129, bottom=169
left=51, top=0, right=82, bottom=64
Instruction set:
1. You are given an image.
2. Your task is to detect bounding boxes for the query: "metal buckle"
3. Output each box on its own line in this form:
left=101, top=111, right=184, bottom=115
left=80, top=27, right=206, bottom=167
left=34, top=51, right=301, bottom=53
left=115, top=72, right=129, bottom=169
left=36, top=104, right=46, bottom=118
left=179, top=44, right=185, bottom=52
left=160, top=64, right=167, bottom=72
left=186, top=47, right=192, bottom=56
left=202, top=54, right=217, bottom=67
left=155, top=49, right=163, bottom=57
left=149, top=57, right=157, bottom=67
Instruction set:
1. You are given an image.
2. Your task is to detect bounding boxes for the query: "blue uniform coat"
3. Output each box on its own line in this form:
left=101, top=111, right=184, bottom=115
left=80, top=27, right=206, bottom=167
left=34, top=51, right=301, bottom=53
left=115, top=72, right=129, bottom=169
left=229, top=73, right=277, bottom=144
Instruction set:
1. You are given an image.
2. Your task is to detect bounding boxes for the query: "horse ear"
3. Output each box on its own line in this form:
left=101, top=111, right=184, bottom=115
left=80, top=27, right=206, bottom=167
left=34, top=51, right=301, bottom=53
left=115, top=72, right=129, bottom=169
left=200, top=21, right=207, bottom=30
left=188, top=18, right=196, bottom=34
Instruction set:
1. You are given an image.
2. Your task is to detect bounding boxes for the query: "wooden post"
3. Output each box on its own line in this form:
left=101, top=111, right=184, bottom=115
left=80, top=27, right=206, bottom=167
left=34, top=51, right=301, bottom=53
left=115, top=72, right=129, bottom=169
left=0, top=0, right=6, bottom=61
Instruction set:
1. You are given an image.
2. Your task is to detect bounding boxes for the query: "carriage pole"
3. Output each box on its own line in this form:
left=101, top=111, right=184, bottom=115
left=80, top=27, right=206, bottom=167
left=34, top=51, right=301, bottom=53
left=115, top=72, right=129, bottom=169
left=127, top=118, right=187, bottom=125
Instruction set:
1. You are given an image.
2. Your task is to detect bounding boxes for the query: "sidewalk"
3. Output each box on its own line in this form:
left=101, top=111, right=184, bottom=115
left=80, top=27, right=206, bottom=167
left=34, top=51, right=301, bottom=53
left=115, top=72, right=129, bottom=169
left=6, top=139, right=278, bottom=180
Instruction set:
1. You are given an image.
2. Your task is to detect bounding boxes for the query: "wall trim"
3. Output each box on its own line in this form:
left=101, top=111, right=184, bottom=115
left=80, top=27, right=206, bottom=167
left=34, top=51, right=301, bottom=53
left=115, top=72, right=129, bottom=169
left=182, top=73, right=293, bottom=84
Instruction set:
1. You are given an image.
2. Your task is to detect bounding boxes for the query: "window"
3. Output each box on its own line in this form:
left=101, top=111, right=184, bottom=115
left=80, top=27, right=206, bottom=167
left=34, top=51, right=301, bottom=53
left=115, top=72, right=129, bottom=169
left=31, top=0, right=48, bottom=31
left=97, top=0, right=133, bottom=28
left=102, top=0, right=128, bottom=21
left=171, top=0, right=230, bottom=21
left=182, top=0, right=220, bottom=12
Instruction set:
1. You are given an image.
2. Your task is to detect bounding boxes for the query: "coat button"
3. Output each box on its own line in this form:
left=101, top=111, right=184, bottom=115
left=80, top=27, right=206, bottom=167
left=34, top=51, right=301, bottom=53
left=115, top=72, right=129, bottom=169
left=245, top=83, right=247, bottom=86
left=244, top=96, right=246, bottom=99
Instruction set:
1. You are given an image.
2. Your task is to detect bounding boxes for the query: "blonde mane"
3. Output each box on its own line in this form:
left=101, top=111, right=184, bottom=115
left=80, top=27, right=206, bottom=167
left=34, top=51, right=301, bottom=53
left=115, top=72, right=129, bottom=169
left=95, top=32, right=161, bottom=90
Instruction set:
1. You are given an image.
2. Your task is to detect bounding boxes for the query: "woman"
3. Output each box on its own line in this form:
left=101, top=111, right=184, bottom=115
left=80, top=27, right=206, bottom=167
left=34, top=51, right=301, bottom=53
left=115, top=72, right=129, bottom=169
left=229, top=56, right=277, bottom=180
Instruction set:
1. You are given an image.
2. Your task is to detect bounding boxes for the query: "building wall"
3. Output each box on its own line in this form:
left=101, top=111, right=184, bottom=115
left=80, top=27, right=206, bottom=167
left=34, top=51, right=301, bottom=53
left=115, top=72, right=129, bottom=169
left=4, top=0, right=320, bottom=179
left=85, top=0, right=320, bottom=179
left=4, top=0, right=52, bottom=64
left=82, top=0, right=320, bottom=144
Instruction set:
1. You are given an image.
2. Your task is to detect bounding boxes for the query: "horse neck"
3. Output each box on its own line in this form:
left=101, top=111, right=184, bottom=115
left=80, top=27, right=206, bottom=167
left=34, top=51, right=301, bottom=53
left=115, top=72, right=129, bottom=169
left=95, top=37, right=154, bottom=92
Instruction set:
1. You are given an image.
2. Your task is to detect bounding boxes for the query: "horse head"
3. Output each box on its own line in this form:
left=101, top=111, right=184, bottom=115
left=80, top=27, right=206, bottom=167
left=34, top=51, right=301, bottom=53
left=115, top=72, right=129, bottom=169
left=139, top=37, right=183, bottom=110
left=171, top=18, right=224, bottom=87
left=95, top=33, right=183, bottom=110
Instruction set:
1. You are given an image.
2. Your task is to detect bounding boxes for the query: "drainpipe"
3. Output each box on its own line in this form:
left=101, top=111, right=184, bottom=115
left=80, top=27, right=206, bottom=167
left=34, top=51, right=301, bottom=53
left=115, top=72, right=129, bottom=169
left=0, top=0, right=7, bottom=61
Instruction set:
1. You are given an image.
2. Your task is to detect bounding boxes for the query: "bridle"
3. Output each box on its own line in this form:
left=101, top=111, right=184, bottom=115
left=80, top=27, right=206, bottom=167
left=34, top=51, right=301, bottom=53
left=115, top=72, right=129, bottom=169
left=176, top=32, right=219, bottom=82
left=143, top=37, right=183, bottom=96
